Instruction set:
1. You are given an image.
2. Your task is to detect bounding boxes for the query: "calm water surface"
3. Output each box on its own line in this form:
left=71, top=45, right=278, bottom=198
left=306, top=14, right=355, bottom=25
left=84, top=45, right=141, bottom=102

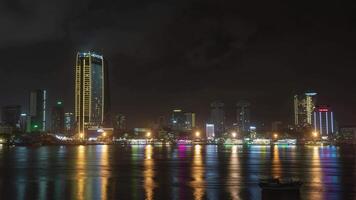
left=0, top=145, right=355, bottom=200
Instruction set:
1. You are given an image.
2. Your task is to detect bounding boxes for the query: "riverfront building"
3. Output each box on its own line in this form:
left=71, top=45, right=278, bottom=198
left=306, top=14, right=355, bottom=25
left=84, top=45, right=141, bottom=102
left=236, top=100, right=251, bottom=133
left=210, top=101, right=225, bottom=137
left=51, top=101, right=64, bottom=134
left=75, top=52, right=109, bottom=136
left=29, top=89, right=47, bottom=132
left=294, top=92, right=317, bottom=128
left=313, top=105, right=335, bottom=137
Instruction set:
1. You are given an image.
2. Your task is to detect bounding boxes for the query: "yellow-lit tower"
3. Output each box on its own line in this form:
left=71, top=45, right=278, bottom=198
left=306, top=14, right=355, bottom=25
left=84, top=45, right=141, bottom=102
left=294, top=92, right=317, bottom=128
left=75, top=52, right=106, bottom=137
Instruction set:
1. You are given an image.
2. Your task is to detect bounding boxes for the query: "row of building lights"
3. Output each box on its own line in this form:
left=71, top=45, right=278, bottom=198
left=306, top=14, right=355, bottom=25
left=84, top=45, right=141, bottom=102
left=143, top=130, right=240, bottom=139
left=77, top=129, right=320, bottom=141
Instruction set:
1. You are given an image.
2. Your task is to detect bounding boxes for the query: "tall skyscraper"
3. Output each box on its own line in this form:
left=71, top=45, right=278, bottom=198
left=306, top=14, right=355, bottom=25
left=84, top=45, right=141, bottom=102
left=184, top=112, right=196, bottom=131
left=171, top=109, right=186, bottom=131
left=294, top=92, right=317, bottom=128
left=236, top=100, right=251, bottom=133
left=75, top=52, right=109, bottom=136
left=29, top=89, right=47, bottom=132
left=64, top=112, right=75, bottom=134
left=313, top=105, right=335, bottom=137
left=1, top=105, right=21, bottom=128
left=210, top=101, right=225, bottom=137
left=19, top=113, right=28, bottom=133
left=51, top=101, right=64, bottom=134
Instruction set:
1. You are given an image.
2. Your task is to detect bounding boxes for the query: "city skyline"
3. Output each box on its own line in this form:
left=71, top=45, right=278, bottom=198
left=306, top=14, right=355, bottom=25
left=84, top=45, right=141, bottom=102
left=0, top=63, right=349, bottom=131
left=0, top=1, right=356, bottom=128
left=0, top=69, right=348, bottom=131
left=1, top=1, right=356, bottom=200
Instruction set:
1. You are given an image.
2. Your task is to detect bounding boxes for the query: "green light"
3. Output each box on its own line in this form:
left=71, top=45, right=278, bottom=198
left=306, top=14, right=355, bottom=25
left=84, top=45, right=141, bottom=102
left=57, top=101, right=62, bottom=105
left=33, top=125, right=38, bottom=128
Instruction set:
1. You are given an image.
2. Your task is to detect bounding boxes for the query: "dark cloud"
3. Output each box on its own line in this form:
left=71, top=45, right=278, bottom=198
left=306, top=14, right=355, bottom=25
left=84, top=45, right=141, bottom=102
left=0, top=0, right=83, bottom=46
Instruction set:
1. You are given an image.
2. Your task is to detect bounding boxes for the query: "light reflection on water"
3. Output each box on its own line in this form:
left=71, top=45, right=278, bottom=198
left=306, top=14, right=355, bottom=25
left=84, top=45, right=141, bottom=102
left=100, top=145, right=109, bottom=200
left=144, top=145, right=155, bottom=200
left=310, top=147, right=323, bottom=200
left=191, top=145, right=205, bottom=200
left=76, top=145, right=86, bottom=200
left=272, top=145, right=281, bottom=178
left=306, top=146, right=340, bottom=200
left=228, top=145, right=241, bottom=200
left=0, top=145, right=354, bottom=200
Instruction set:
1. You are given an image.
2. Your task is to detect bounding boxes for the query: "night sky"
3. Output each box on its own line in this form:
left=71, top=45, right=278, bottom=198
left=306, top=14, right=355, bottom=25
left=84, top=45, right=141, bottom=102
left=1, top=0, right=356, bottom=128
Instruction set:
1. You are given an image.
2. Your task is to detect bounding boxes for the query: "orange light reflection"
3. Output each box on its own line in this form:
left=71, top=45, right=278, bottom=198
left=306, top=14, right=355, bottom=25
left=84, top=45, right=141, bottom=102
left=100, top=145, right=109, bottom=200
left=76, top=145, right=86, bottom=200
left=144, top=145, right=155, bottom=200
left=309, top=147, right=323, bottom=200
left=272, top=145, right=281, bottom=178
left=228, top=145, right=241, bottom=200
left=191, top=145, right=205, bottom=200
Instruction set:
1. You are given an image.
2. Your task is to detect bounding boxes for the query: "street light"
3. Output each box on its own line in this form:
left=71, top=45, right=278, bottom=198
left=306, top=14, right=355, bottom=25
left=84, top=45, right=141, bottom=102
left=231, top=132, right=237, bottom=138
left=273, top=133, right=278, bottom=139
left=195, top=131, right=200, bottom=138
left=312, top=131, right=318, bottom=138
left=146, top=131, right=151, bottom=138
left=102, top=132, right=107, bottom=137
left=79, top=132, right=84, bottom=139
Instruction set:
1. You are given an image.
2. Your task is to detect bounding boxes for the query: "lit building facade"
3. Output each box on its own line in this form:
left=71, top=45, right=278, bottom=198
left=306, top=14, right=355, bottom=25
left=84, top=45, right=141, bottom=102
left=170, top=110, right=196, bottom=131
left=75, top=52, right=108, bottom=136
left=64, top=112, right=75, bottom=134
left=184, top=112, right=196, bottom=131
left=29, top=89, right=47, bottom=132
left=249, top=126, right=257, bottom=139
left=19, top=113, right=28, bottom=133
left=294, top=92, right=317, bottom=128
left=206, top=124, right=215, bottom=138
left=210, top=101, right=225, bottom=137
left=313, top=105, right=335, bottom=137
left=236, top=100, right=251, bottom=133
left=51, top=101, right=64, bottom=134
left=170, top=109, right=185, bottom=131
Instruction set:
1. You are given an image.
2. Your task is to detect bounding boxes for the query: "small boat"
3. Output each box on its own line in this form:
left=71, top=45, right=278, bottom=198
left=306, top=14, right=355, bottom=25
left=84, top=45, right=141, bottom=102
left=259, top=178, right=302, bottom=191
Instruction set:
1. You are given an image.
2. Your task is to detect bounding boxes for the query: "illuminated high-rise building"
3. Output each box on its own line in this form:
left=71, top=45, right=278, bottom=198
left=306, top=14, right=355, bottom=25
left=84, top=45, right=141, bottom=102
left=210, top=101, right=225, bottom=137
left=184, top=112, right=196, bottom=131
left=170, top=110, right=196, bottom=131
left=64, top=112, right=75, bottom=134
left=19, top=113, right=28, bottom=133
left=206, top=124, right=215, bottom=138
left=29, top=89, right=47, bottom=132
left=171, top=109, right=185, bottom=131
left=51, top=101, right=64, bottom=134
left=75, top=52, right=109, bottom=136
left=313, top=105, right=335, bottom=137
left=236, top=100, right=251, bottom=133
left=294, top=92, right=317, bottom=128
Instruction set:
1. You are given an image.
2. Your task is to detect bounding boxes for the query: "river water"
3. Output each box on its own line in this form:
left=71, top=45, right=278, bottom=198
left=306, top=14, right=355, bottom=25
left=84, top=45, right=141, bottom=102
left=0, top=144, right=354, bottom=200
